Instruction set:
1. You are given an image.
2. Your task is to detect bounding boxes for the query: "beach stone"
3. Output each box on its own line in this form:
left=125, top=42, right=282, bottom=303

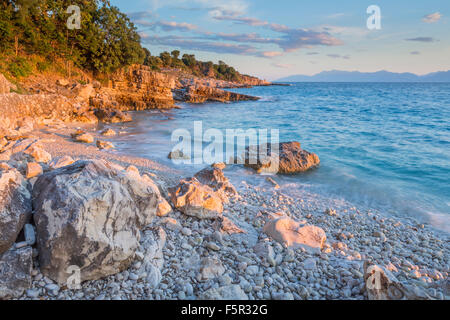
left=201, top=285, right=248, bottom=300
left=169, top=178, right=223, bottom=219
left=244, top=141, right=320, bottom=174
left=94, top=109, right=132, bottom=123
left=363, top=261, right=433, bottom=300
left=26, top=162, right=43, bottom=179
left=75, top=133, right=94, bottom=144
left=0, top=246, right=33, bottom=299
left=49, top=156, right=75, bottom=169
left=199, top=256, right=225, bottom=281
left=100, top=128, right=116, bottom=136
left=213, top=216, right=245, bottom=235
left=25, top=145, right=51, bottom=164
left=263, top=217, right=326, bottom=253
left=0, top=167, right=32, bottom=254
left=32, top=160, right=162, bottom=284
left=96, top=140, right=115, bottom=150
left=194, top=166, right=237, bottom=202
left=168, top=150, right=190, bottom=160
left=140, top=227, right=166, bottom=288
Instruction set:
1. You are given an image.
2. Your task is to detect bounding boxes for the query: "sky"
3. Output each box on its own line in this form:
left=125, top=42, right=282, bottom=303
left=110, top=0, right=450, bottom=81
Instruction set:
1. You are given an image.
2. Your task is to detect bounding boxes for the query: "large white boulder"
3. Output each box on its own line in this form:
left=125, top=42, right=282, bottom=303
left=32, top=160, right=165, bottom=284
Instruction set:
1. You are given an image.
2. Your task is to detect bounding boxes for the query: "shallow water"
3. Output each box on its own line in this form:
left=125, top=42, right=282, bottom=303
left=105, top=83, right=450, bottom=233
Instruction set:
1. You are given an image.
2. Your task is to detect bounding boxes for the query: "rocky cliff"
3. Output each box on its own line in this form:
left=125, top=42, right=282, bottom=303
left=174, top=85, right=259, bottom=104
left=91, top=65, right=176, bottom=110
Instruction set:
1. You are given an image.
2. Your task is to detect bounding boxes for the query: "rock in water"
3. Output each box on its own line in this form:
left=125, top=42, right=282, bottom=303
left=201, top=285, right=248, bottom=300
left=263, top=217, right=326, bottom=253
left=0, top=168, right=32, bottom=254
left=32, top=160, right=164, bottom=284
left=0, top=246, right=33, bottom=299
left=244, top=141, right=320, bottom=174
left=169, top=178, right=223, bottom=219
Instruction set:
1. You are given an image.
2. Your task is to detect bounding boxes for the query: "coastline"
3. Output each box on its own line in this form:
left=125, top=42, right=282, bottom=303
left=2, top=118, right=447, bottom=300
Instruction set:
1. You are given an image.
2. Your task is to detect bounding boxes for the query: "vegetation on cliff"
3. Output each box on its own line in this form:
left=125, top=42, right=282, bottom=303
left=0, top=0, right=145, bottom=78
left=143, top=49, right=244, bottom=82
left=0, top=0, right=259, bottom=85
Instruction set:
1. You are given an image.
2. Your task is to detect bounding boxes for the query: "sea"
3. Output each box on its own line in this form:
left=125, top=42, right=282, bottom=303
left=102, top=82, right=450, bottom=233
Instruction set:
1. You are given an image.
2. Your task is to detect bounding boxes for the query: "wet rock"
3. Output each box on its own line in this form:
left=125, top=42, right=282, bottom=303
left=94, top=109, right=132, bottom=123
left=168, top=150, right=190, bottom=160
left=169, top=178, right=223, bottom=219
left=75, top=133, right=94, bottom=144
left=0, top=246, right=33, bottom=299
left=244, top=141, right=320, bottom=174
left=0, top=168, right=32, bottom=254
left=100, top=128, right=116, bottom=136
left=96, top=140, right=115, bottom=150
left=263, top=217, right=326, bottom=253
left=32, top=160, right=162, bottom=284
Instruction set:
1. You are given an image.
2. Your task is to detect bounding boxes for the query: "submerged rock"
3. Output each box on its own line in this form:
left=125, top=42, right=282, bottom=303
left=32, top=160, right=164, bottom=284
left=244, top=141, right=320, bottom=174
left=0, top=167, right=32, bottom=254
left=75, top=133, right=94, bottom=144
left=263, top=217, right=326, bottom=253
left=94, top=109, right=132, bottom=123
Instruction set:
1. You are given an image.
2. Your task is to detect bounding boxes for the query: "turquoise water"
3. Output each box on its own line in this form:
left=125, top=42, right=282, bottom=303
left=107, top=83, right=450, bottom=232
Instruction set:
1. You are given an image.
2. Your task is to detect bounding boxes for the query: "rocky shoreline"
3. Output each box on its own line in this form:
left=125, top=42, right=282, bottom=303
left=0, top=70, right=449, bottom=301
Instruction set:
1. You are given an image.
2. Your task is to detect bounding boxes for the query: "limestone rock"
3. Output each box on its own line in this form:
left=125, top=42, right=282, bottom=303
left=199, top=256, right=225, bottom=281
left=49, top=156, right=75, bottom=169
left=26, top=162, right=43, bottom=179
left=96, top=140, right=114, bottom=150
left=0, top=73, right=15, bottom=94
left=32, top=160, right=163, bottom=284
left=201, top=285, right=248, bottom=300
left=75, top=133, right=94, bottom=144
left=176, top=85, right=259, bottom=103
left=194, top=167, right=238, bottom=203
left=0, top=246, right=33, bottom=299
left=363, top=262, right=433, bottom=300
left=25, top=145, right=52, bottom=163
left=263, top=217, right=326, bottom=253
left=140, top=227, right=166, bottom=288
left=244, top=141, right=320, bottom=174
left=94, top=109, right=132, bottom=123
left=0, top=168, right=32, bottom=254
left=100, top=128, right=116, bottom=136
left=169, top=178, right=223, bottom=219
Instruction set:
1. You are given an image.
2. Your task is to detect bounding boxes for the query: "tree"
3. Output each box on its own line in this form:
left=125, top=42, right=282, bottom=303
left=171, top=50, right=180, bottom=60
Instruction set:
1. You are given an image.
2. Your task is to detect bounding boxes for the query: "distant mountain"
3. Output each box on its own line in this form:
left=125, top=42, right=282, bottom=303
left=277, top=70, right=450, bottom=82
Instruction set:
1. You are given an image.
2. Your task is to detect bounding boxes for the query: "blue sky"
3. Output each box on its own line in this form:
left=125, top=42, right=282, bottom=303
left=110, top=0, right=450, bottom=80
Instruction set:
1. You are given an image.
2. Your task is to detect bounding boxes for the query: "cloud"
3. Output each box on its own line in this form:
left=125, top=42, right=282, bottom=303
left=405, top=37, right=437, bottom=42
left=307, top=52, right=319, bottom=55
left=410, top=51, right=420, bottom=55
left=260, top=51, right=284, bottom=58
left=422, top=12, right=442, bottom=23
left=156, top=21, right=198, bottom=31
left=271, top=63, right=295, bottom=69
left=140, top=34, right=258, bottom=55
left=327, top=54, right=350, bottom=59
